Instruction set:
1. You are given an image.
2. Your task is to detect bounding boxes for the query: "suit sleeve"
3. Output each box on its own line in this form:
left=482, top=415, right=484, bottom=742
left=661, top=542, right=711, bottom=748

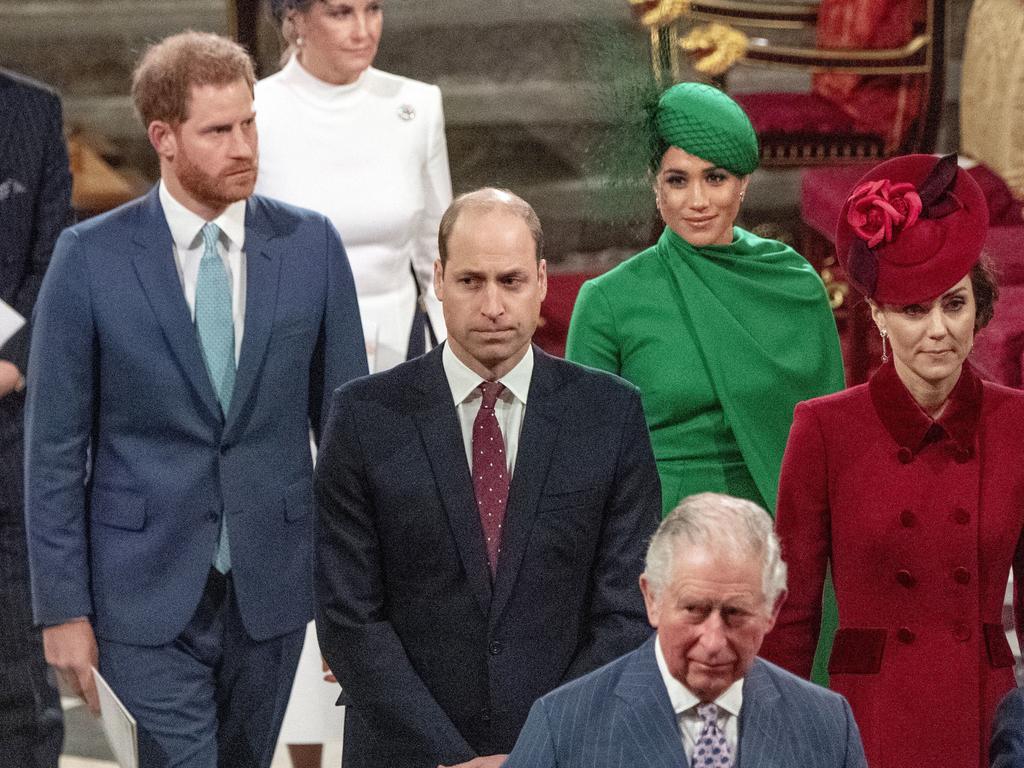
left=564, top=279, right=620, bottom=375
left=991, top=690, right=1024, bottom=768
left=0, top=90, right=72, bottom=372
left=564, top=387, right=659, bottom=681
left=314, top=391, right=476, bottom=762
left=310, top=218, right=368, bottom=444
left=759, top=401, right=831, bottom=678
left=841, top=696, right=869, bottom=767
left=415, top=85, right=452, bottom=342
left=502, top=698, right=558, bottom=768
left=24, top=228, right=96, bottom=625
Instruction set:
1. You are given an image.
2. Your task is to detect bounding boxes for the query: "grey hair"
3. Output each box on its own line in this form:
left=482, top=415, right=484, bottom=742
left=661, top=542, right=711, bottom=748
left=643, top=492, right=787, bottom=609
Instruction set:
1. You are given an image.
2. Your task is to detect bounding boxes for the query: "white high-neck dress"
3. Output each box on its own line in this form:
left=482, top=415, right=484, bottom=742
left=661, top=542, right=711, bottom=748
left=255, top=55, right=452, bottom=373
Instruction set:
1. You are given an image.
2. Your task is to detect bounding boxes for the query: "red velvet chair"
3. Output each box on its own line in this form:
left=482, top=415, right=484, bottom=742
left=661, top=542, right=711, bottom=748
left=642, top=0, right=945, bottom=166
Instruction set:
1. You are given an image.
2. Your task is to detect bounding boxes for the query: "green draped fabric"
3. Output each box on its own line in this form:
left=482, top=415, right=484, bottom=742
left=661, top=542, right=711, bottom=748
left=566, top=225, right=845, bottom=685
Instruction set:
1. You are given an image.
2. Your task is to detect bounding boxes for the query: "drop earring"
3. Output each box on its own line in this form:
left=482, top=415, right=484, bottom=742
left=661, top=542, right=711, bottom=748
left=879, top=328, right=889, bottom=364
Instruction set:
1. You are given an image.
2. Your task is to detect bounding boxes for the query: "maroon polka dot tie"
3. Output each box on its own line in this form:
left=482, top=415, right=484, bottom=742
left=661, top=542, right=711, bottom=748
left=473, top=381, right=509, bottom=576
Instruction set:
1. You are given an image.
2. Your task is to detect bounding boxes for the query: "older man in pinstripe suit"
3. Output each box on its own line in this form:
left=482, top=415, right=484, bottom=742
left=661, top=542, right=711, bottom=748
left=0, top=68, right=72, bottom=767
left=504, top=493, right=867, bottom=768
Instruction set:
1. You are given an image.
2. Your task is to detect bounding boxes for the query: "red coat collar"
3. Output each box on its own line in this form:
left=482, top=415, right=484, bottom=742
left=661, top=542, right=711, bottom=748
left=869, top=359, right=983, bottom=461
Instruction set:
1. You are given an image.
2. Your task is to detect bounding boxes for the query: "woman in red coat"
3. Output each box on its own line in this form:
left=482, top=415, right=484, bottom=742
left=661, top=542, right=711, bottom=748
left=760, top=154, right=1024, bottom=768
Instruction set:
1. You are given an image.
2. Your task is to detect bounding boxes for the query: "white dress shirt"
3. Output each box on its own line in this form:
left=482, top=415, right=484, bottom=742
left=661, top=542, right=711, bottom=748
left=655, top=634, right=743, bottom=763
left=158, top=181, right=247, bottom=363
left=442, top=343, right=533, bottom=476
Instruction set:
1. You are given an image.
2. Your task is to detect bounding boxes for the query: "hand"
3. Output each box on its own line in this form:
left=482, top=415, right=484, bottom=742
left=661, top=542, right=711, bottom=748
left=43, top=618, right=100, bottom=715
left=439, top=755, right=508, bottom=768
left=0, top=360, right=22, bottom=398
left=321, top=655, right=337, bottom=683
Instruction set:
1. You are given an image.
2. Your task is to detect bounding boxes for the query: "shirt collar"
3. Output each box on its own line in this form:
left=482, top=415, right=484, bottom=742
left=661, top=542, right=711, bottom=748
left=158, top=180, right=247, bottom=252
left=654, top=633, right=744, bottom=719
left=868, top=358, right=982, bottom=460
left=442, top=342, right=533, bottom=406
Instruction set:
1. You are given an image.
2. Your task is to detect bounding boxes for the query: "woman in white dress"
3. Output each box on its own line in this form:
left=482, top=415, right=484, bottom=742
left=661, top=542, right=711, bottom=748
left=255, top=2, right=453, bottom=765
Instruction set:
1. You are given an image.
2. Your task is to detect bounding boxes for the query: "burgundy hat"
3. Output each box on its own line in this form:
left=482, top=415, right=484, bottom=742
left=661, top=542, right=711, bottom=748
left=836, top=154, right=989, bottom=305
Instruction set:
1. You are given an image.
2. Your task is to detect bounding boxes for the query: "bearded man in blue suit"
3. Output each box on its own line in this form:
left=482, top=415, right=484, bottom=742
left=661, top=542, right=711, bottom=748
left=505, top=493, right=868, bottom=768
left=24, top=31, right=366, bottom=768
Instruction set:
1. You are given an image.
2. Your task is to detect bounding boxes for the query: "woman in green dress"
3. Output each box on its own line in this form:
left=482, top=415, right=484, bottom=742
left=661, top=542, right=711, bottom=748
left=566, top=82, right=845, bottom=519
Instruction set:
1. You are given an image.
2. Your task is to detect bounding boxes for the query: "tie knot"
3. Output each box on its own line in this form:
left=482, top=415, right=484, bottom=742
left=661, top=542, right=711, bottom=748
left=478, top=381, right=504, bottom=409
left=201, top=222, right=221, bottom=256
left=697, top=702, right=719, bottom=726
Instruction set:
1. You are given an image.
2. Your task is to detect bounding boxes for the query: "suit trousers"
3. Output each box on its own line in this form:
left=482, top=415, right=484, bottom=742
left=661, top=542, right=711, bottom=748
left=98, top=570, right=303, bottom=768
left=0, top=411, right=63, bottom=768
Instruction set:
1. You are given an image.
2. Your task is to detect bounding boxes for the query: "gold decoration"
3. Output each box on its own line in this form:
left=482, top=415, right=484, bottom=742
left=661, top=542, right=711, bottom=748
left=628, top=0, right=691, bottom=29
left=679, top=22, right=750, bottom=77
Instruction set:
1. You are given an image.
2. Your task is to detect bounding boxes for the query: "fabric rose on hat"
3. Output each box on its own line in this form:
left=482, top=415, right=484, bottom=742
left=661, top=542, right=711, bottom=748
left=846, top=179, right=923, bottom=248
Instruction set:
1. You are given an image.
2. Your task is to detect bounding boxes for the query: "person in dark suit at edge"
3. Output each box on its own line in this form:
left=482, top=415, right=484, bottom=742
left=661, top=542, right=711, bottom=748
left=0, top=67, right=72, bottom=768
left=314, top=187, right=662, bottom=768
left=505, top=492, right=868, bottom=768
left=24, top=31, right=367, bottom=768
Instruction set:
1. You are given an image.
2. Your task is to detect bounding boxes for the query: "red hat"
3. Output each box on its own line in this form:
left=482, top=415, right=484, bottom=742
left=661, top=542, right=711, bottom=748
left=836, top=154, right=989, bottom=305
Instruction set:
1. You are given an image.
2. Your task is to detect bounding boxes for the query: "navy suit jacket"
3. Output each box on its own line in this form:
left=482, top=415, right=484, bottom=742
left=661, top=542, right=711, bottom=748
left=991, top=687, right=1024, bottom=768
left=505, top=636, right=868, bottom=768
left=314, top=345, right=661, bottom=767
left=0, top=70, right=71, bottom=465
left=25, top=187, right=367, bottom=645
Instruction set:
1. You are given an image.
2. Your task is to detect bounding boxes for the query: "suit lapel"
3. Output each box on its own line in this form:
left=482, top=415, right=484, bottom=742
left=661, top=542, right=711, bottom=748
left=413, top=348, right=492, bottom=617
left=489, top=347, right=564, bottom=625
left=130, top=188, right=221, bottom=421
left=736, top=659, right=784, bottom=768
left=615, top=638, right=690, bottom=768
left=224, top=199, right=281, bottom=437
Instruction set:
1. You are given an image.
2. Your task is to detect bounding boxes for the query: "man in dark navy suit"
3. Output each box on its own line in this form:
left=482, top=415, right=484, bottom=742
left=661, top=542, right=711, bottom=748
left=25, top=32, right=366, bottom=768
left=0, top=67, right=71, bottom=768
left=314, top=187, right=661, bottom=768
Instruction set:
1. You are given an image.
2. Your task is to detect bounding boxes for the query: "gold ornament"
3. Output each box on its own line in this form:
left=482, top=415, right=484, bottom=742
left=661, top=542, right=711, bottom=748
left=679, top=22, right=750, bottom=77
left=628, top=0, right=691, bottom=28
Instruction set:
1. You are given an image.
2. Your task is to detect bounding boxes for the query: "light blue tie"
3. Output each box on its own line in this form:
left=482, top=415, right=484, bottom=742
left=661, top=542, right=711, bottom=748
left=195, top=222, right=236, bottom=572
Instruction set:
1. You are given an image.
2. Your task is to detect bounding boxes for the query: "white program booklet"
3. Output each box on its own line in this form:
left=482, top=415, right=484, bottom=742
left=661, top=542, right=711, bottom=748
left=0, top=299, right=25, bottom=347
left=92, top=666, right=139, bottom=768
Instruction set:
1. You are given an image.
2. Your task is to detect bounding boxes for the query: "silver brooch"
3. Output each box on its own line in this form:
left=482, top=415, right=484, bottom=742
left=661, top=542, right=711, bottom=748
left=397, top=104, right=416, bottom=121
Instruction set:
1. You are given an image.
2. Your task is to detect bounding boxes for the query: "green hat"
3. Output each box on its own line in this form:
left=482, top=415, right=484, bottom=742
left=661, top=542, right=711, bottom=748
left=655, top=82, right=759, bottom=175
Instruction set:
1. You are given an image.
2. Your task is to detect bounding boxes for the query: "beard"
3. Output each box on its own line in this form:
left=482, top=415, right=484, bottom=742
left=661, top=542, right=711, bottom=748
left=175, top=143, right=257, bottom=211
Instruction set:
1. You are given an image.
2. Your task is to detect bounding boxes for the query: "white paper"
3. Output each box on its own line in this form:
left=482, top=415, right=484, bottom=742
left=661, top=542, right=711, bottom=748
left=92, top=666, right=139, bottom=768
left=0, top=299, right=25, bottom=348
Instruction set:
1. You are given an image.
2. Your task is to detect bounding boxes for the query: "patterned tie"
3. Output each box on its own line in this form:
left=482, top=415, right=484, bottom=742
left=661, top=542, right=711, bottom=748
left=692, top=703, right=732, bottom=767
left=195, top=222, right=236, bottom=573
left=472, top=382, right=509, bottom=576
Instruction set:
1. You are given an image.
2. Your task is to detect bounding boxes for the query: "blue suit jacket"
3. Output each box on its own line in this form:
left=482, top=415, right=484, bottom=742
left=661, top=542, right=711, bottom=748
left=314, top=345, right=661, bottom=767
left=505, top=636, right=868, bottom=768
left=991, top=687, right=1024, bottom=768
left=0, top=70, right=71, bottom=453
left=25, top=187, right=367, bottom=645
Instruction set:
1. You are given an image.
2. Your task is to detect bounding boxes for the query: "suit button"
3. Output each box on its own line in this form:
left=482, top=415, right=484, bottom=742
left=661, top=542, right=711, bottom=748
left=895, top=570, right=916, bottom=587
left=899, top=509, right=916, bottom=527
left=207, top=511, right=219, bottom=523
left=953, top=567, right=970, bottom=585
left=897, top=627, right=915, bottom=644
left=954, top=623, right=971, bottom=641
left=897, top=447, right=914, bottom=464
left=480, top=707, right=491, bottom=723
left=219, top=443, right=230, bottom=455
left=488, top=640, right=503, bottom=656
left=953, top=507, right=970, bottom=525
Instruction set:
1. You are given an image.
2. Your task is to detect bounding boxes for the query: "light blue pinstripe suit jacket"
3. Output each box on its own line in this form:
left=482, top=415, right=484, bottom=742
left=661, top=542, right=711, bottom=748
left=504, top=636, right=867, bottom=768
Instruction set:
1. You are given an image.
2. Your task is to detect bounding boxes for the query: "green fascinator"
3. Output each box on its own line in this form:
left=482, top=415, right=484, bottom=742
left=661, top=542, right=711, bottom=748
left=654, top=82, right=759, bottom=176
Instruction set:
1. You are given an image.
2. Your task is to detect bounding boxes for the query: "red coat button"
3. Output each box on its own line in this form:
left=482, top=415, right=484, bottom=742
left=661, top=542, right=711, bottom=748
left=953, top=507, right=970, bottom=525
left=953, top=623, right=971, bottom=641
left=897, top=627, right=915, bottom=644
left=899, top=509, right=916, bottom=527
left=953, top=567, right=970, bottom=584
left=895, top=570, right=916, bottom=587
left=897, top=447, right=914, bottom=464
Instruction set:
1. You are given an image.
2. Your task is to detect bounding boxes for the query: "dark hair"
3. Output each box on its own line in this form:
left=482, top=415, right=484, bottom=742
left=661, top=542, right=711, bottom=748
left=437, top=188, right=544, bottom=266
left=971, top=255, right=999, bottom=331
left=131, top=31, right=255, bottom=127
